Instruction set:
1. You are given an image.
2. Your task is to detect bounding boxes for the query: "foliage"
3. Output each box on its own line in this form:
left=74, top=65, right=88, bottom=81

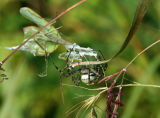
left=0, top=0, right=160, bottom=118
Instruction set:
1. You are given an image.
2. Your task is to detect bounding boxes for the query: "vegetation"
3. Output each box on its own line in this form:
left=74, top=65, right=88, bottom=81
left=0, top=0, right=160, bottom=118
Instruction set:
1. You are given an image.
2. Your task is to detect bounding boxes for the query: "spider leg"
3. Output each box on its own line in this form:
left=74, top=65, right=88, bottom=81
left=99, top=50, right=108, bottom=69
left=63, top=45, right=77, bottom=75
left=34, top=38, right=48, bottom=77
left=88, top=68, right=91, bottom=83
left=49, top=55, right=66, bottom=103
left=72, top=73, right=80, bottom=86
left=50, top=46, right=75, bottom=74
left=49, top=55, right=63, bottom=73
left=51, top=45, right=81, bottom=86
left=97, top=50, right=105, bottom=60
left=65, top=68, right=82, bottom=78
left=70, top=67, right=81, bottom=86
left=59, top=73, right=65, bottom=103
left=97, top=50, right=108, bottom=78
left=43, top=42, right=48, bottom=77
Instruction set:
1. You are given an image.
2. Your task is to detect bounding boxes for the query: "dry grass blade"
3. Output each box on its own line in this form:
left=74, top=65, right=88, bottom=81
left=66, top=94, right=100, bottom=118
left=75, top=96, right=98, bottom=118
left=66, top=101, right=83, bottom=116
left=59, top=75, right=65, bottom=104
left=70, top=59, right=110, bottom=67
left=66, top=96, right=95, bottom=117
left=63, top=83, right=107, bottom=91
left=117, top=83, right=160, bottom=89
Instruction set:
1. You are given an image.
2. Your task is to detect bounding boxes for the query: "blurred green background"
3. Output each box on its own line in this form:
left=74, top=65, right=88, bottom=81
left=0, top=0, right=160, bottom=118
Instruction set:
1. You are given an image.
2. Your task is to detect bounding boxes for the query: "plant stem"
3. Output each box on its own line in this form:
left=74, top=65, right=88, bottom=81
left=98, top=69, right=125, bottom=83
left=124, top=39, right=160, bottom=69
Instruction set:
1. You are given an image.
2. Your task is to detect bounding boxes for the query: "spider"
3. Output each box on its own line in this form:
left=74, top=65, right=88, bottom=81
left=51, top=48, right=108, bottom=86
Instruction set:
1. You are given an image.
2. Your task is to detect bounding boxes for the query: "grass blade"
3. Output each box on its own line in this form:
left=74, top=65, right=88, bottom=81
left=112, top=0, right=150, bottom=59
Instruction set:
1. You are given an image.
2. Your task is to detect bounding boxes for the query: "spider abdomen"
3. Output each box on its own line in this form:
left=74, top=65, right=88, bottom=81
left=80, top=69, right=98, bottom=84
left=81, top=74, right=96, bottom=84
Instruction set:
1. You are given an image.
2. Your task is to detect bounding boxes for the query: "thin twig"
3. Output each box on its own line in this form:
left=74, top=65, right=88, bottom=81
left=125, top=39, right=160, bottom=69
left=98, top=69, right=126, bottom=84
left=117, top=83, right=160, bottom=88
left=63, top=83, right=107, bottom=91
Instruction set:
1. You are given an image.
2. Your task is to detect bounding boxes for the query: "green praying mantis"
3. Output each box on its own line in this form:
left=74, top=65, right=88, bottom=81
left=14, top=7, right=67, bottom=56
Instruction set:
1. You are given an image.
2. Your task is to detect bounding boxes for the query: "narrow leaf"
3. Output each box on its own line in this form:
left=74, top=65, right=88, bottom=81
left=112, top=0, right=150, bottom=59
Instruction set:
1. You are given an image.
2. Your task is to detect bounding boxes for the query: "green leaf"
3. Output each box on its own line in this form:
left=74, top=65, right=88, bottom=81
left=112, top=0, right=150, bottom=58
